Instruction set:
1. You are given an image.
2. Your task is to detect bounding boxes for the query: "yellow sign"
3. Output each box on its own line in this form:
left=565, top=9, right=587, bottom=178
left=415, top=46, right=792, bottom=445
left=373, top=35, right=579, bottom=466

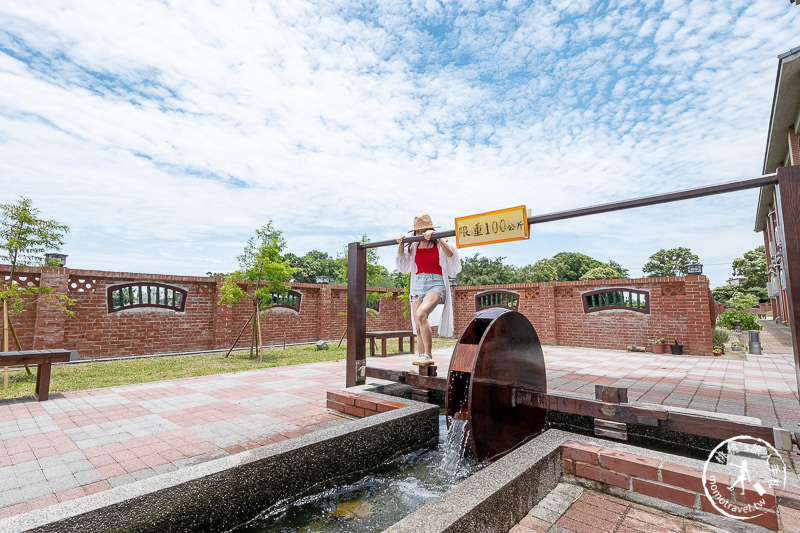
left=455, top=205, right=530, bottom=248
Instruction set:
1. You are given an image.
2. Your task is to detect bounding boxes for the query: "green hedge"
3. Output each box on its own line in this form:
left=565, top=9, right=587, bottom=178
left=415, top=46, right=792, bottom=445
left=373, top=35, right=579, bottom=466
left=716, top=311, right=761, bottom=331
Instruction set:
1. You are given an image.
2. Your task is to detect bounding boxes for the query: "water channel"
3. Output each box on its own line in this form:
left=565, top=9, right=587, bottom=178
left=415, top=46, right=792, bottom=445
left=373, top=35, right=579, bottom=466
left=229, top=415, right=482, bottom=533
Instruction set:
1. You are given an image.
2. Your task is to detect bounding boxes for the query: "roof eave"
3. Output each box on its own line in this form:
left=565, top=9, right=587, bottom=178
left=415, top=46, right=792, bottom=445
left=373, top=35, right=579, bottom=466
left=757, top=46, right=800, bottom=232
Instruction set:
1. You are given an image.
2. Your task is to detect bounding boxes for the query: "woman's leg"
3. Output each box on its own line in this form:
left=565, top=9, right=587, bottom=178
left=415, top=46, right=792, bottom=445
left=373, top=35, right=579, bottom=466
left=412, top=292, right=442, bottom=356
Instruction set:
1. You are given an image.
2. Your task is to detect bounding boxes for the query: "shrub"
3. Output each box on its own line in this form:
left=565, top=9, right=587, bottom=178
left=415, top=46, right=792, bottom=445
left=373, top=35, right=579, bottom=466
left=726, top=292, right=759, bottom=311
left=712, top=328, right=729, bottom=346
left=712, top=284, right=740, bottom=303
left=716, top=311, right=760, bottom=331
left=579, top=267, right=622, bottom=281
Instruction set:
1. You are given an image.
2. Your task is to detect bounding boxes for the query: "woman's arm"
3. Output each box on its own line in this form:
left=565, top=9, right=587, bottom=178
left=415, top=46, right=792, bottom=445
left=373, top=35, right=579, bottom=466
left=423, top=229, right=454, bottom=258
left=436, top=235, right=461, bottom=275
left=395, top=235, right=413, bottom=273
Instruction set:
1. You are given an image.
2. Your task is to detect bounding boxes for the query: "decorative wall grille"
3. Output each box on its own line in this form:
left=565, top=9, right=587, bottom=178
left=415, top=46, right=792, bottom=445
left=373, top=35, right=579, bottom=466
left=269, top=290, right=302, bottom=312
left=582, top=288, right=650, bottom=314
left=107, top=283, right=187, bottom=313
left=475, top=290, right=520, bottom=311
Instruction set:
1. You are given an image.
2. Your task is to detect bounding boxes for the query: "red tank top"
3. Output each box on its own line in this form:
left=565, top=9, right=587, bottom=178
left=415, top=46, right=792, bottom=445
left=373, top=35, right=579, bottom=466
left=415, top=244, right=442, bottom=275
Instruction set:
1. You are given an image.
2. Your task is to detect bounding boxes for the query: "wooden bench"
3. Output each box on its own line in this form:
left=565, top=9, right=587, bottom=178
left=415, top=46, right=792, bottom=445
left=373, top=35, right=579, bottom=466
left=366, top=330, right=415, bottom=357
left=1, top=349, right=74, bottom=401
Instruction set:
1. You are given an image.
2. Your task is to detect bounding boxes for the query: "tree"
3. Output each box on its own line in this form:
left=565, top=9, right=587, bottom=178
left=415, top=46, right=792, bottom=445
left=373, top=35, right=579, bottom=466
left=517, top=259, right=558, bottom=283
left=550, top=252, right=604, bottom=281
left=456, top=254, right=519, bottom=286
left=515, top=254, right=628, bottom=283
left=332, top=235, right=399, bottom=288
left=604, top=260, right=629, bottom=278
left=285, top=250, right=338, bottom=284
left=217, top=221, right=295, bottom=361
left=1, top=197, right=69, bottom=281
left=711, top=284, right=740, bottom=303
left=1, top=197, right=73, bottom=387
left=642, top=247, right=699, bottom=277
left=579, top=267, right=623, bottom=281
left=731, top=246, right=767, bottom=290
left=0, top=197, right=73, bottom=333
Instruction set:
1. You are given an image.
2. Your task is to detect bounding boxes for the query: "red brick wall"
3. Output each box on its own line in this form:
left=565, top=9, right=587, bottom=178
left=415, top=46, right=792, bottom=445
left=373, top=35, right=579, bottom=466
left=326, top=391, right=406, bottom=417
left=2, top=265, right=410, bottom=359
left=453, top=276, right=715, bottom=355
left=789, top=126, right=799, bottom=166
left=562, top=441, right=779, bottom=530
left=3, top=265, right=714, bottom=358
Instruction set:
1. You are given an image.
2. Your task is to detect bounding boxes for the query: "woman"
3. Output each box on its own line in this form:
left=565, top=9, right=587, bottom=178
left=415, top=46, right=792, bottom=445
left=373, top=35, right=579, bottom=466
left=396, top=214, right=461, bottom=366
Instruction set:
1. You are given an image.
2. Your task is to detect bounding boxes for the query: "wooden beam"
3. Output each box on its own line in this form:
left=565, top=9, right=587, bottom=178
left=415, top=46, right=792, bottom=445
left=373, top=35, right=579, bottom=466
left=359, top=366, right=781, bottom=446
left=514, top=389, right=776, bottom=445
left=346, top=241, right=367, bottom=387
left=365, top=366, right=447, bottom=391
left=777, top=165, right=800, bottom=395
left=0, top=349, right=72, bottom=366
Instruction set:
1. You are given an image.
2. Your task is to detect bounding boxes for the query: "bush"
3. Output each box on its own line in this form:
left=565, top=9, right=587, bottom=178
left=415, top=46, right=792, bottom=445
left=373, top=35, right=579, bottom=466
left=726, top=292, right=759, bottom=311
left=716, top=311, right=760, bottom=331
left=579, top=267, right=622, bottom=281
left=712, top=284, right=767, bottom=304
left=712, top=284, right=740, bottom=303
left=755, top=287, right=768, bottom=303
left=711, top=328, right=729, bottom=346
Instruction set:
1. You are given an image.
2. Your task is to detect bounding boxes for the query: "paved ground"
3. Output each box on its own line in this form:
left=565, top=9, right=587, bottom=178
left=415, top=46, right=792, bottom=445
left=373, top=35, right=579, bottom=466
left=510, top=483, right=730, bottom=533
left=0, top=321, right=798, bottom=529
left=0, top=363, right=352, bottom=519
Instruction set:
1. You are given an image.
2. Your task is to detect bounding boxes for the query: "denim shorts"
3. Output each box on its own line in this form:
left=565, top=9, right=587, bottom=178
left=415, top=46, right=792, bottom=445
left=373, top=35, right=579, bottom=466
left=410, top=273, right=446, bottom=303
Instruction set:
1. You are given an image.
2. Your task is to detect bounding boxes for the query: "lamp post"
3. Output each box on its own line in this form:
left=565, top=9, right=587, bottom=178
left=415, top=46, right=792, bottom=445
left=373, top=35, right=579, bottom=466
left=44, top=253, right=67, bottom=267
left=686, top=263, right=703, bottom=275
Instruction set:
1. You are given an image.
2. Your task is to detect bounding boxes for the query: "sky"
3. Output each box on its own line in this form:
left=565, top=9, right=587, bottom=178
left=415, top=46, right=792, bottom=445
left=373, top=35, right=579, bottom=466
left=1, top=1, right=797, bottom=288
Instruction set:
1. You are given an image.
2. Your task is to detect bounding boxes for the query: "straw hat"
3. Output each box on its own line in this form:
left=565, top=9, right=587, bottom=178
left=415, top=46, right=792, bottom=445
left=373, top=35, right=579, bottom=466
left=410, top=214, right=439, bottom=233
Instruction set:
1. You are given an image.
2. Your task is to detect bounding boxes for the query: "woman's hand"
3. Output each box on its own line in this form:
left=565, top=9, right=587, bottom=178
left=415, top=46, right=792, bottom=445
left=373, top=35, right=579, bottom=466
left=423, top=229, right=435, bottom=241
left=396, top=234, right=405, bottom=244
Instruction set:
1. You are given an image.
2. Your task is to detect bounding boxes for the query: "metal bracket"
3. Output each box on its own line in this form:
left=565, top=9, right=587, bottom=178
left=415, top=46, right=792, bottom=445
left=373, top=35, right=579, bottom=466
left=595, top=418, right=628, bottom=441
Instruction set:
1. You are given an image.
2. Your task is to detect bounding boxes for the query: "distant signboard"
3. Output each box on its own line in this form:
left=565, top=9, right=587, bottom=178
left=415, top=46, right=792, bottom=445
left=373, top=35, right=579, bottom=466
left=455, top=205, right=530, bottom=248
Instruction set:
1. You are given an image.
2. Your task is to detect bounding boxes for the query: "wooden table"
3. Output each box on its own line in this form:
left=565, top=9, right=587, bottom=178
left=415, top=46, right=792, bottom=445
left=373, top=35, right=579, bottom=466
left=1, top=349, right=73, bottom=401
left=366, top=331, right=415, bottom=357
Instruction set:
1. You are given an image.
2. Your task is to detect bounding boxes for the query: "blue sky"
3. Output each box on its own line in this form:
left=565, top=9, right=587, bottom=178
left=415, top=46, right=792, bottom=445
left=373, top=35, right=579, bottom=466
left=1, top=1, right=797, bottom=287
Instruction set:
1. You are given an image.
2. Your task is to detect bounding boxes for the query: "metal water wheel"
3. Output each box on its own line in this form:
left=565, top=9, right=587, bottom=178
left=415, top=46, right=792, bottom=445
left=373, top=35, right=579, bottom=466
left=445, top=308, right=547, bottom=461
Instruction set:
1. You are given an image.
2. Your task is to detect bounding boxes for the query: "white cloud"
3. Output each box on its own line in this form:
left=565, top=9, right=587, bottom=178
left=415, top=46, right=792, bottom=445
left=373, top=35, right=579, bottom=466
left=0, top=0, right=795, bottom=287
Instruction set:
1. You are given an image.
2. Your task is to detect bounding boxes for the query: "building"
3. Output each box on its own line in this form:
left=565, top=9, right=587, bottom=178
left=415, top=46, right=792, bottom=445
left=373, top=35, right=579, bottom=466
left=755, top=46, right=800, bottom=324
left=725, top=276, right=747, bottom=286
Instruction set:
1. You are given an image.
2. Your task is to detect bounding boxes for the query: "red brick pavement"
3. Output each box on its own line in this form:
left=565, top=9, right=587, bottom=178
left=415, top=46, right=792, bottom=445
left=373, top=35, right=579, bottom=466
left=0, top=343, right=798, bottom=526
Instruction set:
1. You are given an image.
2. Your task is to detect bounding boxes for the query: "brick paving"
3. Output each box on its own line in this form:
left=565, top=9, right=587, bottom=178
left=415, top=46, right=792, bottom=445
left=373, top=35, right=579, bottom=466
left=0, top=320, right=798, bottom=528
left=510, top=484, right=726, bottom=532
left=0, top=363, right=352, bottom=520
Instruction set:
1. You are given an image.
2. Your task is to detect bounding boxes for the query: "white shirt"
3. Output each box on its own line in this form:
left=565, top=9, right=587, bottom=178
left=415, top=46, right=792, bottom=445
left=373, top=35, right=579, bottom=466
left=395, top=240, right=462, bottom=337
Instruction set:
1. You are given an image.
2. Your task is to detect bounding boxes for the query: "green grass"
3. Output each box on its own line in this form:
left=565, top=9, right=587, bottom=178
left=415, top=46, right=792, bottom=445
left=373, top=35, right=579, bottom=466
left=0, top=338, right=456, bottom=401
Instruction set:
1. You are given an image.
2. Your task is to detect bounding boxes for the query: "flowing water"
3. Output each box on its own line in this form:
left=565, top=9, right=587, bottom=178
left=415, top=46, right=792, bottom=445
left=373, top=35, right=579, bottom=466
left=230, top=415, right=482, bottom=533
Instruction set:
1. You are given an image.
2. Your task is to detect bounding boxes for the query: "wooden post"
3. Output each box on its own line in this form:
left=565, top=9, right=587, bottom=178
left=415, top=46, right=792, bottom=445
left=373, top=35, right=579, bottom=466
left=776, top=165, right=800, bottom=395
left=255, top=303, right=263, bottom=362
left=3, top=300, right=7, bottom=389
left=224, top=311, right=255, bottom=358
left=346, top=241, right=367, bottom=387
